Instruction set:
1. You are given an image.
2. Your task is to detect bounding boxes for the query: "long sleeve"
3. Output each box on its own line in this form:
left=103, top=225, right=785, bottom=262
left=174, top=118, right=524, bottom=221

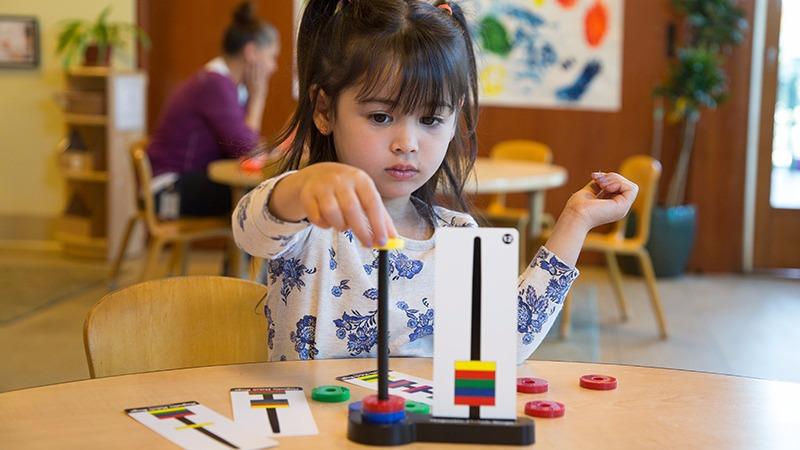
left=197, top=73, right=260, bottom=158
left=232, top=171, right=312, bottom=259
left=516, top=246, right=579, bottom=363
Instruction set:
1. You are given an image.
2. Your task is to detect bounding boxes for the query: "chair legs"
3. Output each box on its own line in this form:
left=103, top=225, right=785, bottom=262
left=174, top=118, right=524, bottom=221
left=141, top=238, right=166, bottom=281
left=604, top=251, right=630, bottom=321
left=636, top=249, right=668, bottom=339
left=559, top=291, right=573, bottom=339
left=168, top=242, right=189, bottom=276
left=109, top=216, right=138, bottom=286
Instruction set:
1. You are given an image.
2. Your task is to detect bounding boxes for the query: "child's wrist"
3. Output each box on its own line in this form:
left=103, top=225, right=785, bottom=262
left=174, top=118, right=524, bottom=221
left=556, top=206, right=593, bottom=236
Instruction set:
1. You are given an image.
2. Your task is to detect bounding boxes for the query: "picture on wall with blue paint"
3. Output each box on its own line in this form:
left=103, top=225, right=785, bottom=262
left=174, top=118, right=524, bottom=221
left=467, top=0, right=623, bottom=111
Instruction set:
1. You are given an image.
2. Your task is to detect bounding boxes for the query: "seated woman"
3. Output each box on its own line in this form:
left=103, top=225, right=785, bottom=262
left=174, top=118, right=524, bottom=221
left=147, top=1, right=279, bottom=218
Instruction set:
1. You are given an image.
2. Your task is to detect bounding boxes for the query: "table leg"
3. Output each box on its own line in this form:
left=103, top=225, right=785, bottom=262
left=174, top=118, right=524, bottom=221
left=227, top=186, right=250, bottom=279
left=528, top=190, right=545, bottom=239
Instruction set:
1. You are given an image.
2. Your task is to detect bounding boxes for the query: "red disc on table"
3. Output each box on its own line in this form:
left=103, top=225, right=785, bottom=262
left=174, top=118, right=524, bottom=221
left=580, top=374, right=618, bottom=390
left=362, top=394, right=406, bottom=413
left=524, top=400, right=565, bottom=418
left=517, top=377, right=549, bottom=394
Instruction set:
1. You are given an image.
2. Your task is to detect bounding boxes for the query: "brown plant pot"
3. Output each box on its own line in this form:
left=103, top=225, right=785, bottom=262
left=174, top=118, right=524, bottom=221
left=83, top=45, right=112, bottom=66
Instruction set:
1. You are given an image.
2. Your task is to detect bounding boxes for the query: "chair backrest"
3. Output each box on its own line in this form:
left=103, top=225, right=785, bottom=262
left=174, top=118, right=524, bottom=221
left=490, top=140, right=553, bottom=164
left=489, top=140, right=553, bottom=209
left=129, top=140, right=161, bottom=231
left=611, top=155, right=662, bottom=245
left=84, top=276, right=269, bottom=378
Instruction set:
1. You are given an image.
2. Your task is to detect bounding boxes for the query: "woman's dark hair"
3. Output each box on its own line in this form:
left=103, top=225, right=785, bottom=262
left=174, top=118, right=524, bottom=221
left=222, top=1, right=279, bottom=55
left=274, top=0, right=479, bottom=224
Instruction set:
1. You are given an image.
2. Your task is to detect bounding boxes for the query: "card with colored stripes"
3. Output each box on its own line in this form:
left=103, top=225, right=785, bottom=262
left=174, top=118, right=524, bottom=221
left=433, top=228, right=518, bottom=420
left=230, top=387, right=318, bottom=438
left=337, top=369, right=435, bottom=405
left=126, top=401, right=277, bottom=450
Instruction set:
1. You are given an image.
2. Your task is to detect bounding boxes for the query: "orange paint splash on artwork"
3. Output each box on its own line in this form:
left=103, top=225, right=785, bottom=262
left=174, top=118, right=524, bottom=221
left=585, top=0, right=609, bottom=47
left=556, top=0, right=578, bottom=8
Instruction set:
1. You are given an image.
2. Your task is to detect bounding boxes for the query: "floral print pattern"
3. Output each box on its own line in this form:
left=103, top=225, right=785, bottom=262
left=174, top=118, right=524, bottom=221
left=397, top=298, right=434, bottom=342
left=268, top=257, right=317, bottom=305
left=331, top=279, right=350, bottom=297
left=289, top=315, right=318, bottom=360
left=333, top=309, right=378, bottom=356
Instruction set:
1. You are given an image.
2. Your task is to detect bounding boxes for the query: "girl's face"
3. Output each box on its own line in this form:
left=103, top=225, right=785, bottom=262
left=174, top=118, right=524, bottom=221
left=316, top=83, right=458, bottom=201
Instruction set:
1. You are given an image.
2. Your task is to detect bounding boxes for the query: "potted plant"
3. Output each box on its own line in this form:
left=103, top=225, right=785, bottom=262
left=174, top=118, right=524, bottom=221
left=56, top=5, right=150, bottom=68
left=645, top=0, right=747, bottom=277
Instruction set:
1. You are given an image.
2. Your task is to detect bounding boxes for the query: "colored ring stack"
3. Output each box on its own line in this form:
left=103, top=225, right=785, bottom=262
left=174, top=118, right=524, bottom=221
left=311, top=385, right=351, bottom=402
left=517, top=377, right=549, bottom=393
left=579, top=374, right=618, bottom=390
left=361, top=394, right=406, bottom=424
left=524, top=400, right=565, bottom=418
left=404, top=400, right=430, bottom=415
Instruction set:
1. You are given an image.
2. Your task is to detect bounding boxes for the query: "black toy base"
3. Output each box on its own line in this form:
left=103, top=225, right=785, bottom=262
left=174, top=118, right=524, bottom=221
left=347, top=410, right=535, bottom=446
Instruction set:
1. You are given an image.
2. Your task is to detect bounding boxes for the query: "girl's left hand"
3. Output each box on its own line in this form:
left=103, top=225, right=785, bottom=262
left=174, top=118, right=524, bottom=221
left=563, top=172, right=639, bottom=231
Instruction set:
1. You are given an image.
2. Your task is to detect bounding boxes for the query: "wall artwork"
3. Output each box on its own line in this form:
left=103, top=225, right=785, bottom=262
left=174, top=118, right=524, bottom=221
left=0, top=16, right=39, bottom=69
left=468, top=0, right=624, bottom=110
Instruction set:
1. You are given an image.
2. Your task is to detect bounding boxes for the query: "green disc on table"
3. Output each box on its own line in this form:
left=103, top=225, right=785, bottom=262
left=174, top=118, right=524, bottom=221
left=404, top=400, right=430, bottom=415
left=311, top=385, right=350, bottom=403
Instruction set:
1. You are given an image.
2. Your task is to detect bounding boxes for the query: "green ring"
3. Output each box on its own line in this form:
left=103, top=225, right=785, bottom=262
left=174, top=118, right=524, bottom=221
left=311, top=385, right=350, bottom=403
left=404, top=400, right=430, bottom=415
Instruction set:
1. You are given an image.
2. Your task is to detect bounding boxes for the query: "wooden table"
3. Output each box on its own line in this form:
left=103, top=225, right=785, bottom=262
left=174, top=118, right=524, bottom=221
left=2, top=358, right=799, bottom=449
left=208, top=158, right=567, bottom=238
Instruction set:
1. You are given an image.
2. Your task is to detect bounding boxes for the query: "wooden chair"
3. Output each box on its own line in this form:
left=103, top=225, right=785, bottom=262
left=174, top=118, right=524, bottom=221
left=84, top=276, right=268, bottom=378
left=555, top=155, right=668, bottom=339
left=109, top=141, right=240, bottom=283
left=482, top=140, right=554, bottom=264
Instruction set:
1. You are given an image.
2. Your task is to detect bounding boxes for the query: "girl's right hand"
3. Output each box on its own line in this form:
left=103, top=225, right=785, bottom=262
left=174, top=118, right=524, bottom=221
left=270, top=162, right=398, bottom=247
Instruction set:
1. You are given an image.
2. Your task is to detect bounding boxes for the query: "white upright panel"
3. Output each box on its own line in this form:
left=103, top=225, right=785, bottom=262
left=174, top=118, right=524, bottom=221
left=433, top=227, right=518, bottom=420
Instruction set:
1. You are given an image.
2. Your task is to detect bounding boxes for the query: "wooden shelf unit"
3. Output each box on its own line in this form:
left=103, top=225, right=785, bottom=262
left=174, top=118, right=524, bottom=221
left=57, top=68, right=147, bottom=260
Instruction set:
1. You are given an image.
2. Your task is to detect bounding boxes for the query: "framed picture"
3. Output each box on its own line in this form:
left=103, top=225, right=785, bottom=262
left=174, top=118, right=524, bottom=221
left=0, top=15, right=40, bottom=69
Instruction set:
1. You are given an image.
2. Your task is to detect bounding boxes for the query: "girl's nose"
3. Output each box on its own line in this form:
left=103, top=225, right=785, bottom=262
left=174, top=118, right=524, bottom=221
left=391, top=122, right=418, bottom=154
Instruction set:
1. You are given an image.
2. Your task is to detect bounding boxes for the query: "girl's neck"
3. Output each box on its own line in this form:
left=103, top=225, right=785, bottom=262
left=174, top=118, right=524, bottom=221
left=383, top=196, right=433, bottom=241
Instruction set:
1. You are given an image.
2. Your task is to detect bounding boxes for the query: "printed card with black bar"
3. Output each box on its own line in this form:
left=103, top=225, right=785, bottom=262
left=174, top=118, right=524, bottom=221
left=230, top=387, right=318, bottom=438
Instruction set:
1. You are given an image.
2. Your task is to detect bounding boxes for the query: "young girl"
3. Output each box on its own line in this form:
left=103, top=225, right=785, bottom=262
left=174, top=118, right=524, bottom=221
left=233, top=0, right=638, bottom=363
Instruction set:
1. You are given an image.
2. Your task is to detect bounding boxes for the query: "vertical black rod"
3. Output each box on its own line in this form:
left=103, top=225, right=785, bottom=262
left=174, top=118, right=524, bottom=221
left=470, top=237, right=482, bottom=420
left=378, top=250, right=390, bottom=400
left=263, top=394, right=280, bottom=434
left=176, top=416, right=239, bottom=449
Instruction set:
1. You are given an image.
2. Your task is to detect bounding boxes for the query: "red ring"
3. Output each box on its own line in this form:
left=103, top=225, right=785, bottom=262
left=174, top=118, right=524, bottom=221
left=517, top=377, right=549, bottom=393
left=579, top=374, right=618, bottom=390
left=524, top=400, right=565, bottom=418
left=362, top=394, right=406, bottom=413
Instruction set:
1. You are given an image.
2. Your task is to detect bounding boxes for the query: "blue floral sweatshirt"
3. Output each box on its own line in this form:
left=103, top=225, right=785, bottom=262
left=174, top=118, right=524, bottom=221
left=233, top=172, right=579, bottom=363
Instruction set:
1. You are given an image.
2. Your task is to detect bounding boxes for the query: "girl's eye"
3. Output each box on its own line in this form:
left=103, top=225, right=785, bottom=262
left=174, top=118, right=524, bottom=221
left=370, top=113, right=392, bottom=124
left=421, top=116, right=444, bottom=126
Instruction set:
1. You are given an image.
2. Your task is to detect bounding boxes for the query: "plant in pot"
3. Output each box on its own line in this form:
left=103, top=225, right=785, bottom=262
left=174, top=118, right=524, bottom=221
left=56, top=5, right=150, bottom=68
left=644, top=0, right=747, bottom=277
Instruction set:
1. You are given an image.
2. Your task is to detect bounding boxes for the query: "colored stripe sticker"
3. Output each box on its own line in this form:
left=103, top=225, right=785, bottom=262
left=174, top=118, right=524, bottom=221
left=454, top=396, right=496, bottom=406
left=454, top=387, right=496, bottom=397
left=454, top=361, right=496, bottom=372
left=454, top=379, right=495, bottom=389
left=454, top=370, right=496, bottom=380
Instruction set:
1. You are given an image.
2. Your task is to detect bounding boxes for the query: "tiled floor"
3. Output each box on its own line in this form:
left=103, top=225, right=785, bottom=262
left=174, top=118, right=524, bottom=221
left=1, top=248, right=799, bottom=392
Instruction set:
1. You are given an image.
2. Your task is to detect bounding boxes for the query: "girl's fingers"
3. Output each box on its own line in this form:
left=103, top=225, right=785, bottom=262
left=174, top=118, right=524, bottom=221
left=303, top=195, right=331, bottom=229
left=337, top=188, right=374, bottom=247
left=318, top=192, right=346, bottom=231
left=355, top=179, right=389, bottom=246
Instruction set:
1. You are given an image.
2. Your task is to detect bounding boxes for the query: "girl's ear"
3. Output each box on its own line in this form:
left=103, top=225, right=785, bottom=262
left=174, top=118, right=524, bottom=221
left=312, top=87, right=334, bottom=135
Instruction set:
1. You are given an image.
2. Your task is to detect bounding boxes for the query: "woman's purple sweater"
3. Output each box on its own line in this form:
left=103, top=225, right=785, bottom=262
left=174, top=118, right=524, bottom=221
left=147, top=70, right=259, bottom=177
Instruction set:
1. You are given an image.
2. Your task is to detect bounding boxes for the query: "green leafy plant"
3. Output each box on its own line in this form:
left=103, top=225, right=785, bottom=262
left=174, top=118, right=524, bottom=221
left=653, top=0, right=746, bottom=206
left=56, top=5, right=151, bottom=68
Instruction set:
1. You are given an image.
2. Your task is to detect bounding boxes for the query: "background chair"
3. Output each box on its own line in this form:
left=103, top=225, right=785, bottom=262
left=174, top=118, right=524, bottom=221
left=84, top=276, right=268, bottom=378
left=482, top=139, right=554, bottom=264
left=110, top=141, right=239, bottom=284
left=553, top=155, right=667, bottom=339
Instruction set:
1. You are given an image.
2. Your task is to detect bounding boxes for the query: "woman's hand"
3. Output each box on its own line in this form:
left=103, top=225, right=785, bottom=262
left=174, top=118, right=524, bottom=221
left=564, top=172, right=639, bottom=231
left=243, top=59, right=269, bottom=100
left=269, top=163, right=398, bottom=247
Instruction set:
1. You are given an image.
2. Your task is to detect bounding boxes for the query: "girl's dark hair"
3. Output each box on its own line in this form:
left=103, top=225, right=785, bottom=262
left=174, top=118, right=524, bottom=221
left=274, top=0, right=479, bottom=224
left=222, top=1, right=279, bottom=55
